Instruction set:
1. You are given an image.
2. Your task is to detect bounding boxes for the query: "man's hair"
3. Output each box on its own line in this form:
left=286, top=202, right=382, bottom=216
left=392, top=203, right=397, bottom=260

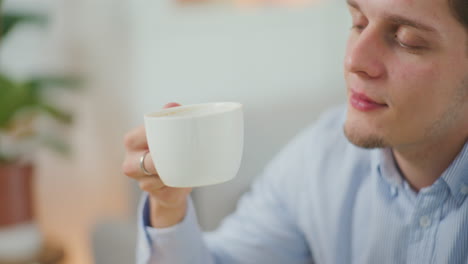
left=449, top=0, right=468, bottom=29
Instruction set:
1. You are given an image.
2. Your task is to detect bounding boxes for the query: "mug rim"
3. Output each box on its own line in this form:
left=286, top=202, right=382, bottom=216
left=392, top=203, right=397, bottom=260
left=144, top=102, right=242, bottom=120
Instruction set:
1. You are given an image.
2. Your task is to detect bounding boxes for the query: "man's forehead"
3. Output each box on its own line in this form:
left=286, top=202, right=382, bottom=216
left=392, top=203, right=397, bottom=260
left=347, top=0, right=447, bottom=32
left=348, top=0, right=445, bottom=12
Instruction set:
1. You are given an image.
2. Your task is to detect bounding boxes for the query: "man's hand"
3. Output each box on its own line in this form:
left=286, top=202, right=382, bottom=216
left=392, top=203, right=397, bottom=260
left=122, top=102, right=192, bottom=228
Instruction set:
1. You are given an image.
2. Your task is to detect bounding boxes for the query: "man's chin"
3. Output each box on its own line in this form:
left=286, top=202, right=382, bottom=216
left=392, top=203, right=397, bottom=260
left=343, top=123, right=388, bottom=149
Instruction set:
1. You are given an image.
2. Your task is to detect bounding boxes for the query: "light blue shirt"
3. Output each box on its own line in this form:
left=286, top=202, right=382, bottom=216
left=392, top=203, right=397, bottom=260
left=136, top=106, right=468, bottom=264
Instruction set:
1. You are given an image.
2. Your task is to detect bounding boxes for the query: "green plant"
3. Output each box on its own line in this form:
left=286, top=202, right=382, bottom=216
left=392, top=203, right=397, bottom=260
left=0, top=5, right=80, bottom=164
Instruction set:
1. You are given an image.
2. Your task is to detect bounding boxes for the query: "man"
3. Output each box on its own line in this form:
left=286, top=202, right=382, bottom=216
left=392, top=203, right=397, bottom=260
left=123, top=0, right=468, bottom=262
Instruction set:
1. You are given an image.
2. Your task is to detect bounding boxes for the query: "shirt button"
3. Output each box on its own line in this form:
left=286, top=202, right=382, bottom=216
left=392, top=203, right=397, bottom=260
left=419, top=216, right=432, bottom=228
left=390, top=186, right=398, bottom=197
left=461, top=184, right=468, bottom=195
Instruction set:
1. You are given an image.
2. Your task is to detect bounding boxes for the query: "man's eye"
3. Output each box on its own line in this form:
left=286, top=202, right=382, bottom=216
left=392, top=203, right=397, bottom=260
left=395, top=35, right=426, bottom=51
left=351, top=24, right=365, bottom=32
left=397, top=41, right=421, bottom=50
left=394, top=29, right=428, bottom=52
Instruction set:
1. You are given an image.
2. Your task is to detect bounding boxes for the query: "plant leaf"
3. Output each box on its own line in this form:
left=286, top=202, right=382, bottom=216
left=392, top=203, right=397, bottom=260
left=1, top=12, right=47, bottom=38
left=0, top=154, right=11, bottom=164
left=25, top=75, right=82, bottom=91
left=37, top=134, right=70, bottom=156
left=0, top=73, right=34, bottom=130
left=0, top=1, right=3, bottom=38
left=36, top=103, right=73, bottom=124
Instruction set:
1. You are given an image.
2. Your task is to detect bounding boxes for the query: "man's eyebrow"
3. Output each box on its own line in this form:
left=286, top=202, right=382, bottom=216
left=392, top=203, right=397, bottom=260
left=346, top=0, right=359, bottom=10
left=346, top=0, right=439, bottom=35
left=383, top=14, right=438, bottom=34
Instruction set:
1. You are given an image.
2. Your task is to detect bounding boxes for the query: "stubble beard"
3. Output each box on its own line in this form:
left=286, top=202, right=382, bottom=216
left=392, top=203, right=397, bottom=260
left=343, top=121, right=389, bottom=149
left=424, top=76, right=468, bottom=140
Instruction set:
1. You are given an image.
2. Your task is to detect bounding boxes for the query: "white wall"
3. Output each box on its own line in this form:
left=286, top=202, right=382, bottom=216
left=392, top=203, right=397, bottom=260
left=129, top=0, right=350, bottom=230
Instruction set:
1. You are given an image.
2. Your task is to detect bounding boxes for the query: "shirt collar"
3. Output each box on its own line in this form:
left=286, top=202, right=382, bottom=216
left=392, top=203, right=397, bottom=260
left=373, top=148, right=404, bottom=188
left=441, top=140, right=468, bottom=204
left=372, top=140, right=468, bottom=204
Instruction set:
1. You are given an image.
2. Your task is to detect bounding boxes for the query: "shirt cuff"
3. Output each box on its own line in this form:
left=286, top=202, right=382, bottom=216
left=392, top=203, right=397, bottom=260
left=137, top=192, right=206, bottom=263
left=143, top=194, right=196, bottom=237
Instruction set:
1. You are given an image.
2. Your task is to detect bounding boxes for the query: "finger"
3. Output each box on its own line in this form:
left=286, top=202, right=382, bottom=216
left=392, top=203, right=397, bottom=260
left=123, top=103, right=181, bottom=150
left=150, top=187, right=192, bottom=208
left=163, top=102, right=181, bottom=108
left=138, top=176, right=166, bottom=193
left=122, top=150, right=158, bottom=179
left=143, top=151, right=158, bottom=176
left=123, top=125, right=148, bottom=150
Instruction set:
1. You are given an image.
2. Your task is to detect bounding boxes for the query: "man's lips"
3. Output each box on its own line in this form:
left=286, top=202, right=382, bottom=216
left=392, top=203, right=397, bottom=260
left=349, top=90, right=387, bottom=111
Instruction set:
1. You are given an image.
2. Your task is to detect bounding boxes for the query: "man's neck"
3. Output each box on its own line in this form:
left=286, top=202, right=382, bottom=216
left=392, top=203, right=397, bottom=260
left=393, top=134, right=468, bottom=192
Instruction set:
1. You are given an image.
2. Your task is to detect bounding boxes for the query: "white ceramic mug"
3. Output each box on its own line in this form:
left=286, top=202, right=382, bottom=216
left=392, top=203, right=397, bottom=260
left=144, top=102, right=244, bottom=187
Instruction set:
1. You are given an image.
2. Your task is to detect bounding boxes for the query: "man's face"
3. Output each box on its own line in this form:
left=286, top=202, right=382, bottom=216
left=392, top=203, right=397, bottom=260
left=343, top=0, right=468, bottom=149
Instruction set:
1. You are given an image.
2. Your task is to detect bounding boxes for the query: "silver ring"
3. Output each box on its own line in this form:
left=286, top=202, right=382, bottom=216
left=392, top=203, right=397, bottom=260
left=139, top=151, right=154, bottom=176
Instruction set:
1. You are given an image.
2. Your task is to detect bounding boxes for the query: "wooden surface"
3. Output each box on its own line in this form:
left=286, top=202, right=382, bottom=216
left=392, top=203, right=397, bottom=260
left=0, top=244, right=64, bottom=264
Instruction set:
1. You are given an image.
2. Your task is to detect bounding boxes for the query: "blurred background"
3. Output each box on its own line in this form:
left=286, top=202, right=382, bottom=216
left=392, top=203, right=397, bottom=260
left=0, top=0, right=349, bottom=263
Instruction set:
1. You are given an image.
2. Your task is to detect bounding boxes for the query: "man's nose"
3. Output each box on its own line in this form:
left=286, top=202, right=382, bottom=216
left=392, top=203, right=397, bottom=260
left=344, top=26, right=386, bottom=79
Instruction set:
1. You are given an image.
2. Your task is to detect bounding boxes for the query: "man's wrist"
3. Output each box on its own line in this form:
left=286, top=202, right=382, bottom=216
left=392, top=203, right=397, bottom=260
left=149, top=196, right=188, bottom=228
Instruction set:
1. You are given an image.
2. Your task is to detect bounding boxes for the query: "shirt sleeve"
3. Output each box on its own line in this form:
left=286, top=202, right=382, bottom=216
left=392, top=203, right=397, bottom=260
left=203, top=148, right=313, bottom=264
left=135, top=123, right=317, bottom=264
left=136, top=192, right=214, bottom=264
